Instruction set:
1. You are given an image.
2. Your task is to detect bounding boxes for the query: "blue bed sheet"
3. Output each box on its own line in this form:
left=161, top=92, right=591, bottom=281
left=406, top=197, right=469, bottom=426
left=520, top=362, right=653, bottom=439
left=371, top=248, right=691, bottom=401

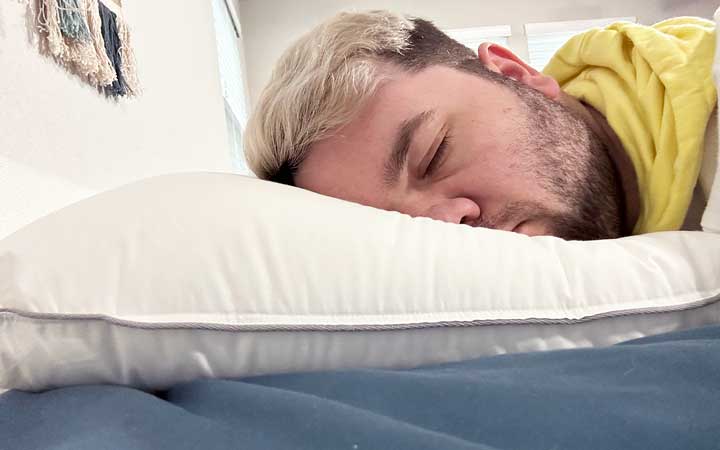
left=2, top=325, right=720, bottom=450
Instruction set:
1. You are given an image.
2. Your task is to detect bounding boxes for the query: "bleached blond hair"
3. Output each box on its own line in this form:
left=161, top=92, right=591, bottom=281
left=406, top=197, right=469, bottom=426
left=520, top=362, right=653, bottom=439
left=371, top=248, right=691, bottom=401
left=244, top=10, right=503, bottom=182
left=243, top=11, right=413, bottom=181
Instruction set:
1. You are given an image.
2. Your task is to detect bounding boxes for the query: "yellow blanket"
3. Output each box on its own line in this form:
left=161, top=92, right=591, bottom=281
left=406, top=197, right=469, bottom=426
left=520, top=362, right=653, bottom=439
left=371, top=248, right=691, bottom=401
left=544, top=17, right=717, bottom=234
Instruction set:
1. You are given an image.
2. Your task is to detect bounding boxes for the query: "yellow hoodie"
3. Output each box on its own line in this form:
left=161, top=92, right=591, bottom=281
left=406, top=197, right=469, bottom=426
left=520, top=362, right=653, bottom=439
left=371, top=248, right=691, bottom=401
left=544, top=17, right=717, bottom=234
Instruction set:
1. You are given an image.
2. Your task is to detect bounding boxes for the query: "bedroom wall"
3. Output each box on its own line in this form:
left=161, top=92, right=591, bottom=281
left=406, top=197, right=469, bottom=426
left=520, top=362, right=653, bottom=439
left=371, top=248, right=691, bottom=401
left=0, top=1, right=237, bottom=239
left=238, top=0, right=718, bottom=106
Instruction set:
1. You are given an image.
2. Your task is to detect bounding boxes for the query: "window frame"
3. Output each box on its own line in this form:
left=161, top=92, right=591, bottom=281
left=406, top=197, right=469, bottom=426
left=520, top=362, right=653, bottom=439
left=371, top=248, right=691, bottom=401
left=212, top=0, right=252, bottom=174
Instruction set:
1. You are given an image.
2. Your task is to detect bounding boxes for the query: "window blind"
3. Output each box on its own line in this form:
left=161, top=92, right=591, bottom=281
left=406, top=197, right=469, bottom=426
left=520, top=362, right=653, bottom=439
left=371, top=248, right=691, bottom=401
left=444, top=25, right=512, bottom=53
left=525, top=17, right=636, bottom=71
left=212, top=0, right=250, bottom=173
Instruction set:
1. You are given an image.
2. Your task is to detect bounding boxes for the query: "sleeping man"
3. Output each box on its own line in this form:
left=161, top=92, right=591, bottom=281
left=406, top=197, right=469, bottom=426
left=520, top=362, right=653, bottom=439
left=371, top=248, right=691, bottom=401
left=243, top=10, right=719, bottom=241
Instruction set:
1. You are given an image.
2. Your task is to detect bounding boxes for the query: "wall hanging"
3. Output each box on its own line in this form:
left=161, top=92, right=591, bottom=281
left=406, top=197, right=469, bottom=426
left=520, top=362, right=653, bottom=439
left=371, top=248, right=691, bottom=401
left=30, top=0, right=140, bottom=98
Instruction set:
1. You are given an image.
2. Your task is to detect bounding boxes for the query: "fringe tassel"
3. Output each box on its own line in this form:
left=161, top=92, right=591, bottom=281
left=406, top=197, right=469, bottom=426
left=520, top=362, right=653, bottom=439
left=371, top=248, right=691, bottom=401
left=85, top=0, right=117, bottom=87
left=64, top=0, right=101, bottom=77
left=37, top=0, right=99, bottom=80
left=116, top=15, right=141, bottom=96
left=33, top=0, right=139, bottom=98
left=37, top=0, right=70, bottom=60
left=98, top=0, right=127, bottom=97
left=57, top=0, right=90, bottom=41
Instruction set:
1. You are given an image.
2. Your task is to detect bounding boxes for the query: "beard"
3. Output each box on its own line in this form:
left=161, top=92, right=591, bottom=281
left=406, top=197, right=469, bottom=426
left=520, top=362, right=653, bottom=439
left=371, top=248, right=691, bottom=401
left=505, top=80, right=624, bottom=240
left=455, top=59, right=624, bottom=240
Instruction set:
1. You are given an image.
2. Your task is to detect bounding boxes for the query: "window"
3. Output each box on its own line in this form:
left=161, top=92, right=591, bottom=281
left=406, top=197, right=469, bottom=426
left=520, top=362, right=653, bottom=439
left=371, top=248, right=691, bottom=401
left=443, top=25, right=512, bottom=53
left=212, top=0, right=251, bottom=174
left=525, top=17, right=637, bottom=71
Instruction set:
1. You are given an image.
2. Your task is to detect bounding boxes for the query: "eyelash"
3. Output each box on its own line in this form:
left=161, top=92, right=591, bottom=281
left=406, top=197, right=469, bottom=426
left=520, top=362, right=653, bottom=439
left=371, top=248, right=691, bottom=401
left=424, top=134, right=451, bottom=178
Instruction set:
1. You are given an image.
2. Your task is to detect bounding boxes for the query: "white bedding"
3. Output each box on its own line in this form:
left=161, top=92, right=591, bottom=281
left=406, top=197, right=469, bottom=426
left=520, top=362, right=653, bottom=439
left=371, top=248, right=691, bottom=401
left=1, top=173, right=719, bottom=392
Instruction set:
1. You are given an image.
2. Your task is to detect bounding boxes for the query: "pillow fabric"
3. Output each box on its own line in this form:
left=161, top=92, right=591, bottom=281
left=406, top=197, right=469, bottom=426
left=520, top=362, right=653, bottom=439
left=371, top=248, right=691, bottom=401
left=1, top=173, right=720, bottom=391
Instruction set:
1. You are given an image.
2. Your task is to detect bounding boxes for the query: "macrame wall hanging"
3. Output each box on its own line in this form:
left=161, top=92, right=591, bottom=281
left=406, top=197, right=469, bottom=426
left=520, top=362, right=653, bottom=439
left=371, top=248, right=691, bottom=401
left=29, top=0, right=141, bottom=98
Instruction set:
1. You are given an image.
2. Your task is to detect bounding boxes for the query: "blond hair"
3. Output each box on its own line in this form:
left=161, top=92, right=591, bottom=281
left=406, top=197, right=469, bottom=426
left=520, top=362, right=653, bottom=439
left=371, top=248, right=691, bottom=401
left=243, top=11, right=413, bottom=180
left=244, top=10, right=496, bottom=182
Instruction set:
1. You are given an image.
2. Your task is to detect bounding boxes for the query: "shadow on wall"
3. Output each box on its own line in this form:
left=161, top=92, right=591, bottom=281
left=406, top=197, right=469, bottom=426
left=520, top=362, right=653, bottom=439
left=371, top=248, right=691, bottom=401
left=660, top=0, right=718, bottom=18
left=0, top=2, right=47, bottom=53
left=0, top=1, right=5, bottom=42
left=23, top=1, right=39, bottom=46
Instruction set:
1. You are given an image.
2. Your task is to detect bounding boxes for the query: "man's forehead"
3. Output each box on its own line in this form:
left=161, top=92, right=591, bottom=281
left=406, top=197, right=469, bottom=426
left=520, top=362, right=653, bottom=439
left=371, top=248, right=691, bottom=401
left=294, top=101, right=392, bottom=206
left=295, top=65, right=496, bottom=197
left=293, top=74, right=430, bottom=206
left=306, top=72, right=419, bottom=155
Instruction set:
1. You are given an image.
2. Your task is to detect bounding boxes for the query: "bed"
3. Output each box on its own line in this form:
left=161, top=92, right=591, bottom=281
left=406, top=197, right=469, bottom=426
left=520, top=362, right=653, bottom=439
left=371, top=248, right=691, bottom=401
left=3, top=9, right=720, bottom=450
left=3, top=325, right=720, bottom=450
left=0, top=169, right=719, bottom=450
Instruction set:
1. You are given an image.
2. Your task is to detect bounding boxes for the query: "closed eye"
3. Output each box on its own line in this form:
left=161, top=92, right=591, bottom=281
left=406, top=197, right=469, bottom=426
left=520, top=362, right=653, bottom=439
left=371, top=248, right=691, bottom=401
left=424, top=134, right=451, bottom=178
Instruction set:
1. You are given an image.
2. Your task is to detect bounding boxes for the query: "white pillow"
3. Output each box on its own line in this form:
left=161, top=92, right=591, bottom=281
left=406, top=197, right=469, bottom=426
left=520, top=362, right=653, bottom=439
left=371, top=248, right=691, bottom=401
left=1, top=173, right=720, bottom=392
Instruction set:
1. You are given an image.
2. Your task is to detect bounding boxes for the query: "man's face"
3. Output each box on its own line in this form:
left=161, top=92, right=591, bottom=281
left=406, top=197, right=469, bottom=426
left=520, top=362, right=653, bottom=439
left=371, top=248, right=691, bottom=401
left=294, top=63, right=619, bottom=240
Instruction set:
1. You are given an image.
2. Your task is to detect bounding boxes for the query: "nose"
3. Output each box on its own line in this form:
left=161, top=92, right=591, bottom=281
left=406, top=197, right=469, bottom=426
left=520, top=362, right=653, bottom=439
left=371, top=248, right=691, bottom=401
left=423, top=198, right=481, bottom=225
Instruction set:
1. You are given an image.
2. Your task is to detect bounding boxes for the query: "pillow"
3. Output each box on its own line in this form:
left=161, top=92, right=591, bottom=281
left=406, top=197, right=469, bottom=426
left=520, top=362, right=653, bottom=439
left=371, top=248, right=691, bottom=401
left=1, top=173, right=720, bottom=392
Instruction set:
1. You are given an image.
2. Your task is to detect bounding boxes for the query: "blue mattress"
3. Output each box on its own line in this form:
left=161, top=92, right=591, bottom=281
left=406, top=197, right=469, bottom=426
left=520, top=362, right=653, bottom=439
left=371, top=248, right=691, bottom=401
left=2, top=325, right=720, bottom=450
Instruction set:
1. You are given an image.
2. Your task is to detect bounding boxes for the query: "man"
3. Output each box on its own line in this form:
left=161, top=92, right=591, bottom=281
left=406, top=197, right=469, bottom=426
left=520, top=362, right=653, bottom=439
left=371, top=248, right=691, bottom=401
left=244, top=10, right=718, bottom=240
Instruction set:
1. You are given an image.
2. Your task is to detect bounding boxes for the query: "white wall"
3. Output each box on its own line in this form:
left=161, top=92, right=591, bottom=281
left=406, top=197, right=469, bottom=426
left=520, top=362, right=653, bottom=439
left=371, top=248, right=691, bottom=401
left=0, top=1, right=235, bottom=239
left=238, top=0, right=718, bottom=106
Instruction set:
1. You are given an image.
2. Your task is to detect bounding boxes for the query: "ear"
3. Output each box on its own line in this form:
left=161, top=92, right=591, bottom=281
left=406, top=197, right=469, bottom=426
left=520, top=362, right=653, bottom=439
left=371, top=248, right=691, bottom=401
left=477, top=43, right=561, bottom=100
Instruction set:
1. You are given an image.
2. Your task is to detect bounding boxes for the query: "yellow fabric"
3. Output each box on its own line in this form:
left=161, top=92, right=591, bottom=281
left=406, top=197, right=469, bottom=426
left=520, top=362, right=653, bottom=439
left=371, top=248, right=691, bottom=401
left=544, top=17, right=717, bottom=234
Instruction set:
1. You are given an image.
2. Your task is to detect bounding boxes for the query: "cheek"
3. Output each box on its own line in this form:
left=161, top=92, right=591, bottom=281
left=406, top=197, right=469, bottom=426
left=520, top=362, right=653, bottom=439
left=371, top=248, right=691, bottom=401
left=458, top=140, right=524, bottom=186
left=455, top=154, right=542, bottom=202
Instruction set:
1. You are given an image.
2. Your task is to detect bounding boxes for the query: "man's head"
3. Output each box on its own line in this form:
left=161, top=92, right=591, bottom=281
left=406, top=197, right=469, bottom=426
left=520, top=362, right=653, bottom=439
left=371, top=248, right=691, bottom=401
left=245, top=10, right=624, bottom=240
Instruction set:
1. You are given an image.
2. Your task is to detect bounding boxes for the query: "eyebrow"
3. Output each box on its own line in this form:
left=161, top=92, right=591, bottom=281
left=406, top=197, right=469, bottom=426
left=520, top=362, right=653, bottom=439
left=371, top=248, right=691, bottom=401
left=383, top=109, right=435, bottom=186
